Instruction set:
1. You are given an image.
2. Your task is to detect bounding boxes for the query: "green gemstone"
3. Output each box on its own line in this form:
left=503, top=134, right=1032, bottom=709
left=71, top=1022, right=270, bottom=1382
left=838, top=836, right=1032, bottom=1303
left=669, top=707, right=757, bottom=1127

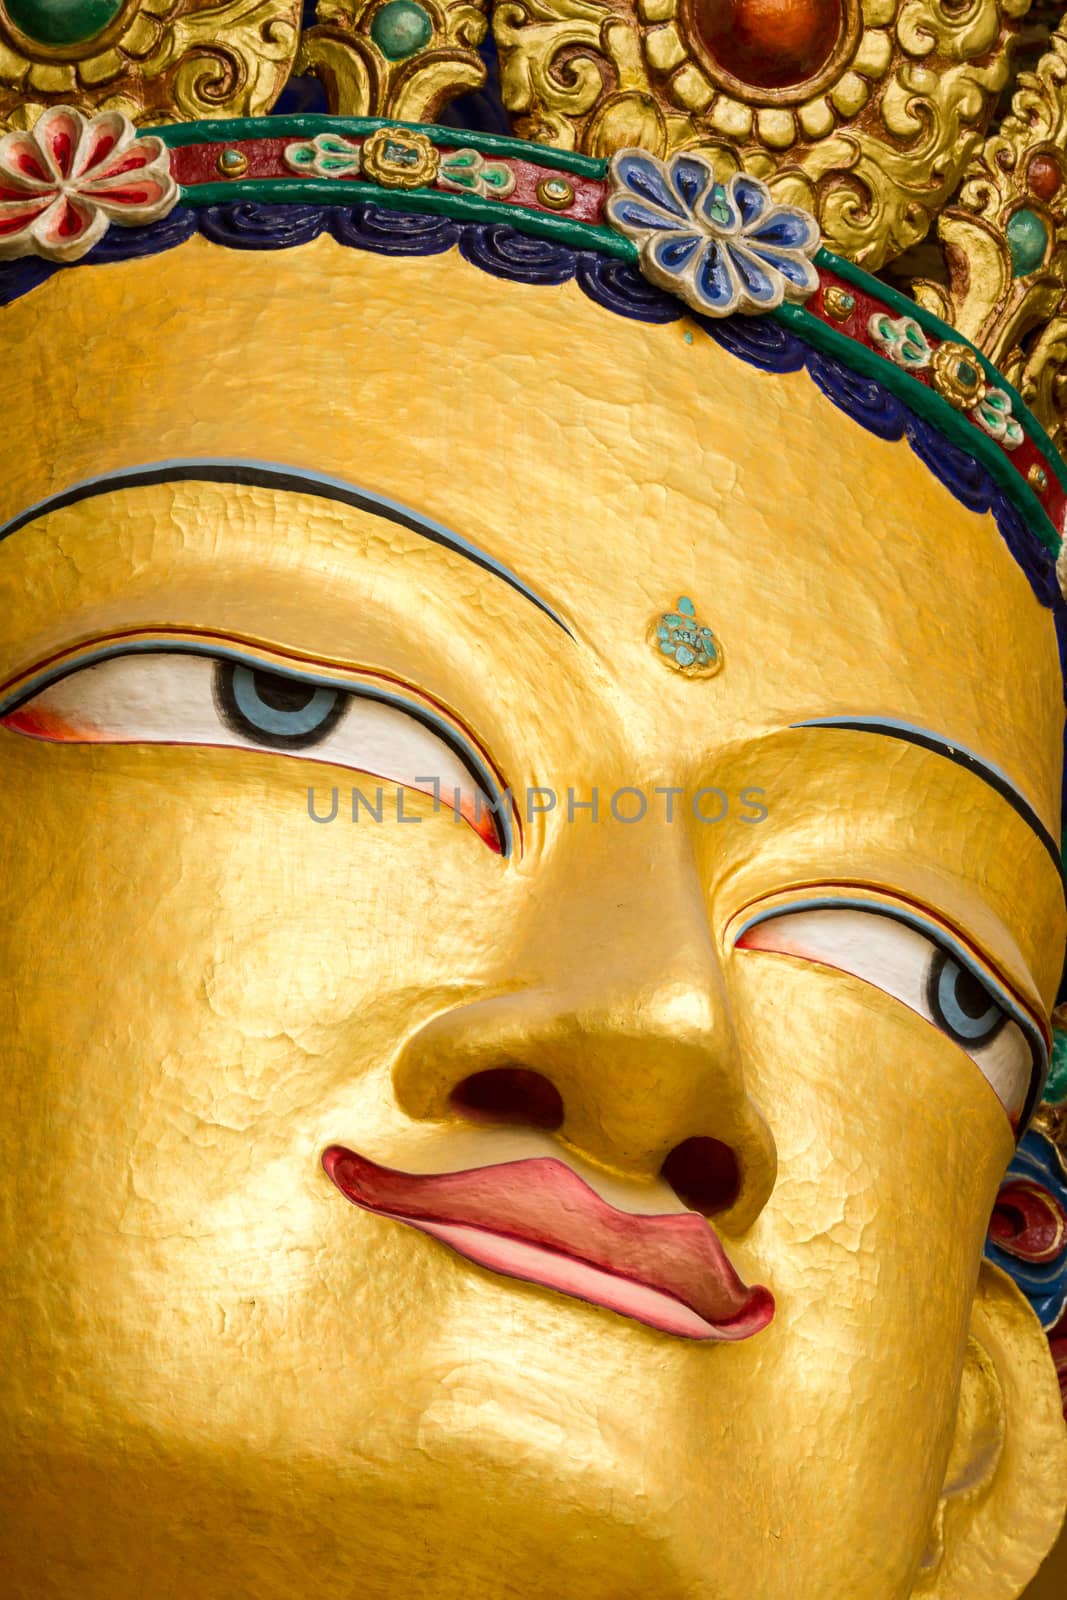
left=370, top=0, right=433, bottom=61
left=5, top=0, right=124, bottom=45
left=1047, top=1029, right=1067, bottom=1104
left=1006, top=208, right=1048, bottom=277
left=956, top=359, right=978, bottom=388
left=707, top=187, right=731, bottom=226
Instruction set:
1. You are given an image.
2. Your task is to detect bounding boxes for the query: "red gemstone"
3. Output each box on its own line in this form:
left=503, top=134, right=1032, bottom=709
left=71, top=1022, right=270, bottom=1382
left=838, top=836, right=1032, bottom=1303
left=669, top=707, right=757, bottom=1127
left=1028, top=153, right=1062, bottom=202
left=690, top=0, right=845, bottom=90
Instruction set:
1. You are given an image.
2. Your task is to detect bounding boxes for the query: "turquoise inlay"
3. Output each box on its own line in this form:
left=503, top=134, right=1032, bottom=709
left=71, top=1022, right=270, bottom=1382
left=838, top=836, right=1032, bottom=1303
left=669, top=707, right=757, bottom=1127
left=707, top=185, right=731, bottom=226
left=655, top=595, right=719, bottom=670
left=143, top=123, right=1067, bottom=509
left=6, top=0, right=122, bottom=45
left=176, top=178, right=633, bottom=259
left=371, top=0, right=433, bottom=60
left=1007, top=208, right=1049, bottom=277
left=0, top=637, right=516, bottom=857
left=815, top=246, right=1067, bottom=500
left=776, top=297, right=1063, bottom=559
left=148, top=114, right=610, bottom=182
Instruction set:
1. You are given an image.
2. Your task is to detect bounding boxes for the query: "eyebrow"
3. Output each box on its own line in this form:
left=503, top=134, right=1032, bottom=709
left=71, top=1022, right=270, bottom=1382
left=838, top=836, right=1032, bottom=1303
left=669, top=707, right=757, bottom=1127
left=793, top=715, right=1063, bottom=877
left=0, top=458, right=574, bottom=637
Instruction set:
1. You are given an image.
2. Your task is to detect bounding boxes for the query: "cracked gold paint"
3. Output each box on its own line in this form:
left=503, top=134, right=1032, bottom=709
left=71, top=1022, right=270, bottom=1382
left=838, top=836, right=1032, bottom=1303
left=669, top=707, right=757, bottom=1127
left=0, top=240, right=1064, bottom=1599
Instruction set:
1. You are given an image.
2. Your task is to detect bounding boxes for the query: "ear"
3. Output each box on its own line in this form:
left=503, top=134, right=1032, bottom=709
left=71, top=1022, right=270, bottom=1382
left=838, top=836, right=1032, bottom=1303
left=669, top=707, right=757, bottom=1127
left=912, top=1262, right=1067, bottom=1600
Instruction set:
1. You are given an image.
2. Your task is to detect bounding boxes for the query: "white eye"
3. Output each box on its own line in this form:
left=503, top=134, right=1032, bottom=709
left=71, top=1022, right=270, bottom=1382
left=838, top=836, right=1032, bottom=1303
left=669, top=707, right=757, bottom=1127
left=1, top=650, right=509, bottom=853
left=736, top=904, right=1042, bottom=1120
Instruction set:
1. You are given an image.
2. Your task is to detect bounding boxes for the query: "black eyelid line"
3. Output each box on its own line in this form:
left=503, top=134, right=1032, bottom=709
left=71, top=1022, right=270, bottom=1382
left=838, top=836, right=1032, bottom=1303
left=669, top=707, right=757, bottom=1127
left=1, top=638, right=517, bottom=858
left=734, top=894, right=1049, bottom=1126
left=792, top=715, right=1064, bottom=883
left=0, top=458, right=575, bottom=639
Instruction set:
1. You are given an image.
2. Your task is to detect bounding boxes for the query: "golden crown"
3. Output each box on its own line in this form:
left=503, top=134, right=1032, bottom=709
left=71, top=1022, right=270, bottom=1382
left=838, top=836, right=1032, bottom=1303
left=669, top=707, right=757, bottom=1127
left=2, top=1, right=1067, bottom=439
left=0, top=2, right=1064, bottom=418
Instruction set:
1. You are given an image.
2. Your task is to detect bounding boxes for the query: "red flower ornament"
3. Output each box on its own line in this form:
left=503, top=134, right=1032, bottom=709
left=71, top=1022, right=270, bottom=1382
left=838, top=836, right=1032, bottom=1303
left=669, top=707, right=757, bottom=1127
left=0, top=106, right=178, bottom=265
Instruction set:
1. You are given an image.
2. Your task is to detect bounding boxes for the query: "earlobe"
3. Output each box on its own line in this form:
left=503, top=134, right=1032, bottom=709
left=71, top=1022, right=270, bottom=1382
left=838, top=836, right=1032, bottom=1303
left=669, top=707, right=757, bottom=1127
left=913, top=1262, right=1067, bottom=1600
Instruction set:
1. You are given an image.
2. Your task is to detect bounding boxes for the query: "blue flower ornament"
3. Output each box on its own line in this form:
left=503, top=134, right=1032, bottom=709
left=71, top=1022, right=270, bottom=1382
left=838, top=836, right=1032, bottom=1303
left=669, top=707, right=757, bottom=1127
left=606, top=149, right=821, bottom=319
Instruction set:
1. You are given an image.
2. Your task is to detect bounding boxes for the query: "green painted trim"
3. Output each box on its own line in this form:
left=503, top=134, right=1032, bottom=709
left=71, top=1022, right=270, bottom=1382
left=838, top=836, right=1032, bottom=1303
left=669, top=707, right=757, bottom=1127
left=149, top=126, right=1064, bottom=497
left=818, top=246, right=1067, bottom=499
left=178, top=176, right=634, bottom=257
left=150, top=115, right=610, bottom=181
left=1047, top=1028, right=1067, bottom=1104
left=145, top=139, right=1062, bottom=540
left=776, top=298, right=1061, bottom=558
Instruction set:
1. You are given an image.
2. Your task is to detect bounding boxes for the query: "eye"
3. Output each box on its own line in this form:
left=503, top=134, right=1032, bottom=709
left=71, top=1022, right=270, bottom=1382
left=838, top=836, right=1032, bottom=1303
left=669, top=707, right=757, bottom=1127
left=1, top=648, right=510, bottom=854
left=735, top=903, right=1043, bottom=1122
left=215, top=663, right=346, bottom=749
left=927, top=950, right=1005, bottom=1049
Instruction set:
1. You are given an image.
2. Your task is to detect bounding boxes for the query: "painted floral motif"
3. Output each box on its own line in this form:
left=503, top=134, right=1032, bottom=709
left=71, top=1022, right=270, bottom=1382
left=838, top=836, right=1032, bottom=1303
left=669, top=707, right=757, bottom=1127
left=286, top=126, right=440, bottom=189
left=867, top=313, right=932, bottom=370
left=972, top=385, right=1024, bottom=450
left=439, top=148, right=516, bottom=200
left=606, top=150, right=820, bottom=319
left=930, top=340, right=986, bottom=410
left=867, top=314, right=1029, bottom=453
left=284, top=132, right=362, bottom=179
left=0, top=105, right=178, bottom=265
left=986, top=1127, right=1067, bottom=1332
left=359, top=125, right=438, bottom=189
left=654, top=596, right=721, bottom=675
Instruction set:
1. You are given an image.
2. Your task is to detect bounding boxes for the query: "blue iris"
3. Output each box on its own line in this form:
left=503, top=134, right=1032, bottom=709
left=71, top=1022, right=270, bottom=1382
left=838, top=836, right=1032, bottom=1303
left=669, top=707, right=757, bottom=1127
left=928, top=951, right=1005, bottom=1046
left=216, top=663, right=345, bottom=750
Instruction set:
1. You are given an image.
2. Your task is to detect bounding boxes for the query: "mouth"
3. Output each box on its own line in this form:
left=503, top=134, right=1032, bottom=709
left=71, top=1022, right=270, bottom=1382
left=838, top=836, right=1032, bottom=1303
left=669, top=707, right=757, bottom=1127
left=322, top=1146, right=774, bottom=1341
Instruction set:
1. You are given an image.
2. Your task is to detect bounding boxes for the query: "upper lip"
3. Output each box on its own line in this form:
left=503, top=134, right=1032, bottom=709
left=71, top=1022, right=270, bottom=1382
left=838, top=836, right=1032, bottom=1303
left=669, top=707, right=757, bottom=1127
left=323, top=1145, right=774, bottom=1341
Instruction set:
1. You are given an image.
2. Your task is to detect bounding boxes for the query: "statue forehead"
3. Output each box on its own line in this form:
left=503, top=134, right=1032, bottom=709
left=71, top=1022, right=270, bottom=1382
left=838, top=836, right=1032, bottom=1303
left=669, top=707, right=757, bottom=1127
left=1, top=237, right=1062, bottom=827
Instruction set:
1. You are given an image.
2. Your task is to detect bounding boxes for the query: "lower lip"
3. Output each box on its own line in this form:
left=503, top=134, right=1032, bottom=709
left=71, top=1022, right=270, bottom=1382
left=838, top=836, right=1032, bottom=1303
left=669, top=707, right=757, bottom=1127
left=384, top=1211, right=770, bottom=1341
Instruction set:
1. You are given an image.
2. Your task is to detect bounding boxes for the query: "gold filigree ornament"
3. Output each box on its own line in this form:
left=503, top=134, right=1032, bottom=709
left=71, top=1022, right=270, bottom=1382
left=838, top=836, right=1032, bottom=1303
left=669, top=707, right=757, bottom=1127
left=0, top=0, right=303, bottom=129
left=296, top=0, right=489, bottom=122
left=359, top=121, right=439, bottom=184
left=913, top=18, right=1067, bottom=450
left=930, top=339, right=987, bottom=408
left=492, top=0, right=1030, bottom=269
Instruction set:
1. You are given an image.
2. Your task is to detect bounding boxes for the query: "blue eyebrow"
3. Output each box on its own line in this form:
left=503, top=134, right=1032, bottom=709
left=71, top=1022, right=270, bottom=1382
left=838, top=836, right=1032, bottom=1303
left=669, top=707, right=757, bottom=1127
left=793, top=715, right=1062, bottom=878
left=0, top=458, right=574, bottom=638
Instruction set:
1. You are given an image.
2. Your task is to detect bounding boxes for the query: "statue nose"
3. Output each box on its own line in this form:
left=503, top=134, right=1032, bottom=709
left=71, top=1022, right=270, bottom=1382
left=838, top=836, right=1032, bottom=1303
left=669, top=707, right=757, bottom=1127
left=449, top=1065, right=742, bottom=1217
left=450, top=1066, right=565, bottom=1131
left=393, top=825, right=777, bottom=1234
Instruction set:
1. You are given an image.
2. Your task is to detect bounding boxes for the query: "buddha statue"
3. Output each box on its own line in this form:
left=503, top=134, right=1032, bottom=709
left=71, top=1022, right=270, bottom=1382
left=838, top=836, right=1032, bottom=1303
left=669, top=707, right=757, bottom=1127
left=0, top=2, right=1066, bottom=1597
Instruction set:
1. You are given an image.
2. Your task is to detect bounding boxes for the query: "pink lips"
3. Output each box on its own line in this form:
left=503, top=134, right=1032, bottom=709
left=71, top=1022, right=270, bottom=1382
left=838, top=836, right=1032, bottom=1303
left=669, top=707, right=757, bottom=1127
left=322, top=1146, right=774, bottom=1342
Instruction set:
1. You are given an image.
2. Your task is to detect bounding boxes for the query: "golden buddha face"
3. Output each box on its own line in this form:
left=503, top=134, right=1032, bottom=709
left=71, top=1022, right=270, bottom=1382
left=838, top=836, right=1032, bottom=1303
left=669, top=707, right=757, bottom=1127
left=0, top=237, right=1064, bottom=1600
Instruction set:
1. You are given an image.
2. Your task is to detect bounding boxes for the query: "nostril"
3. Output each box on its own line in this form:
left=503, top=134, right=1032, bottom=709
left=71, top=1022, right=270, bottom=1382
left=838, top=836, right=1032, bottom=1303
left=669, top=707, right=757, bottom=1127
left=450, top=1067, right=565, bottom=1131
left=661, top=1136, right=740, bottom=1216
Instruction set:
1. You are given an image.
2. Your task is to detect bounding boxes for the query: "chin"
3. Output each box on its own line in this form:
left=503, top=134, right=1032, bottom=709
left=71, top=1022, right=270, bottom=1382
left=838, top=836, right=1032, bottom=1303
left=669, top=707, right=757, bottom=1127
left=1, top=1425, right=720, bottom=1600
